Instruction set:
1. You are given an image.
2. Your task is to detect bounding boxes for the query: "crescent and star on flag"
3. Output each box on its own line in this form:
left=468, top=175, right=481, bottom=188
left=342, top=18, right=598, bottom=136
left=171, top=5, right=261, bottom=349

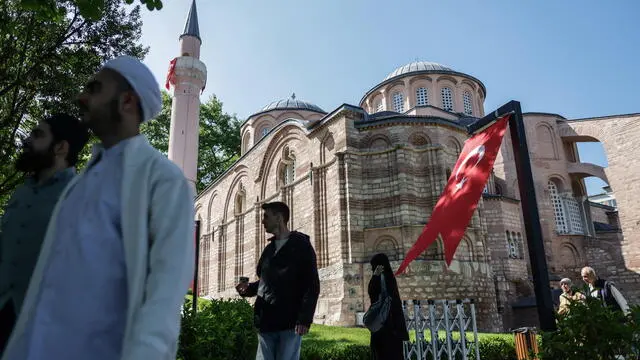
left=395, top=115, right=511, bottom=275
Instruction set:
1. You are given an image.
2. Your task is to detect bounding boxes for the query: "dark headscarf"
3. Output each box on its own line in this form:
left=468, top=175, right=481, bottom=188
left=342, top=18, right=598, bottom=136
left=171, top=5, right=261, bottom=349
left=370, top=253, right=393, bottom=275
left=367, top=253, right=409, bottom=340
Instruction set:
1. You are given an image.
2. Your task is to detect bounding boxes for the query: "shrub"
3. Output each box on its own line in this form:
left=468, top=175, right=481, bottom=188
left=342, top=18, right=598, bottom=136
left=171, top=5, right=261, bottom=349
left=477, top=335, right=517, bottom=360
left=538, top=296, right=640, bottom=360
left=178, top=297, right=257, bottom=360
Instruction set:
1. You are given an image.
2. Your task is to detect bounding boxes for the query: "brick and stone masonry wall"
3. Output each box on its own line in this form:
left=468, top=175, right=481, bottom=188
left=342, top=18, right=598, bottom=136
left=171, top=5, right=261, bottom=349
left=194, top=107, right=640, bottom=332
left=564, top=115, right=640, bottom=304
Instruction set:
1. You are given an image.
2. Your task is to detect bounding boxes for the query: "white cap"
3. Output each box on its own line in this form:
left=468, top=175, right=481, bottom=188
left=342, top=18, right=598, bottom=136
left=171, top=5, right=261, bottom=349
left=102, top=55, right=161, bottom=123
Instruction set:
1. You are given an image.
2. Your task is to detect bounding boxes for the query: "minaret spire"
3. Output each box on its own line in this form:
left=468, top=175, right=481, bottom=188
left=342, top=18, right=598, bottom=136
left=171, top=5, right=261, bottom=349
left=168, top=0, right=207, bottom=193
left=181, top=0, right=201, bottom=42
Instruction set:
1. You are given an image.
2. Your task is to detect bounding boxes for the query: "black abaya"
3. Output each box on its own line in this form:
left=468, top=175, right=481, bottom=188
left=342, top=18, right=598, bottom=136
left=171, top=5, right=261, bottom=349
left=368, top=272, right=409, bottom=360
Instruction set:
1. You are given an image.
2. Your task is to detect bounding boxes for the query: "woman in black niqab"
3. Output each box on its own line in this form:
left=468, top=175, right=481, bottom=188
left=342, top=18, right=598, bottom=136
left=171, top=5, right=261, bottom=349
left=367, top=253, right=409, bottom=360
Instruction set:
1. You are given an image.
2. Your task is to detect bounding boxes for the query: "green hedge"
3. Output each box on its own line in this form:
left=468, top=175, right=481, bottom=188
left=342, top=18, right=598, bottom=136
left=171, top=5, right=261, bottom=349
left=178, top=297, right=258, bottom=360
left=177, top=297, right=517, bottom=360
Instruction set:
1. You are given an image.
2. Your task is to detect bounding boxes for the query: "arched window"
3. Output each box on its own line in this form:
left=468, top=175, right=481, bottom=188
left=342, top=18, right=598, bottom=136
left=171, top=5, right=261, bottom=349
left=463, top=91, right=473, bottom=115
left=392, top=92, right=404, bottom=113
left=548, top=181, right=568, bottom=233
left=565, top=196, right=585, bottom=234
left=234, top=191, right=245, bottom=215
left=281, top=149, right=296, bottom=186
left=506, top=231, right=518, bottom=259
left=375, top=101, right=383, bottom=112
left=446, top=138, right=461, bottom=157
left=261, top=127, right=270, bottom=138
left=441, top=87, right=453, bottom=111
left=374, top=237, right=399, bottom=261
left=416, top=87, right=429, bottom=106
left=241, top=132, right=250, bottom=155
left=454, top=238, right=473, bottom=261
left=517, top=233, right=524, bottom=258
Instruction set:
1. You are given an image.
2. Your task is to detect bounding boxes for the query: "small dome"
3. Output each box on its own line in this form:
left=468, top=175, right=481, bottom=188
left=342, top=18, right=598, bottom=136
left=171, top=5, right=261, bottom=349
left=384, top=61, right=454, bottom=81
left=258, top=93, right=326, bottom=114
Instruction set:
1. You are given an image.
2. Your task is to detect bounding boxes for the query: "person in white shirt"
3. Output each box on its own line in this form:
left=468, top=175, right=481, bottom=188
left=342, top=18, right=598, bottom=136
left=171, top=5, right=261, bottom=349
left=2, top=56, right=195, bottom=360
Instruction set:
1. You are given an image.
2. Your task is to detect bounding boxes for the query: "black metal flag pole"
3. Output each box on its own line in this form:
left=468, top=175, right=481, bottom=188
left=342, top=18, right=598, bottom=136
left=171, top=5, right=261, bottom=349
left=468, top=100, right=556, bottom=332
left=193, top=220, right=201, bottom=314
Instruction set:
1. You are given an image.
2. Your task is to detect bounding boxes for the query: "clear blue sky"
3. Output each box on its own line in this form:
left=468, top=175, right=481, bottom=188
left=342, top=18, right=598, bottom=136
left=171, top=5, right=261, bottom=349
left=135, top=0, right=640, bottom=195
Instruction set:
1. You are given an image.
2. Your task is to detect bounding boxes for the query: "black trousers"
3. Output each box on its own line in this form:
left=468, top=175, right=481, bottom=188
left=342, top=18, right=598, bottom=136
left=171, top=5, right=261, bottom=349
left=0, top=300, right=16, bottom=356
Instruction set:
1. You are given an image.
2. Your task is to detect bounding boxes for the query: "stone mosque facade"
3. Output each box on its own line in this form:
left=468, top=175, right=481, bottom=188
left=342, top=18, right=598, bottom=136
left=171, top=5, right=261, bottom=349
left=192, top=61, right=640, bottom=331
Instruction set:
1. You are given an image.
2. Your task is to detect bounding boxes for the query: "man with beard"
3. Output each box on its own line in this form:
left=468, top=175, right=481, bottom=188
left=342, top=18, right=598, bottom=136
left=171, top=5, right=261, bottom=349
left=2, top=56, right=195, bottom=360
left=0, top=113, right=89, bottom=354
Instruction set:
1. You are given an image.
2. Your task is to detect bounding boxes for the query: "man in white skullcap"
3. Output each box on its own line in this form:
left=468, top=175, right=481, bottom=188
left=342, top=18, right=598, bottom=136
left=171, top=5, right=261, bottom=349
left=2, top=56, right=195, bottom=360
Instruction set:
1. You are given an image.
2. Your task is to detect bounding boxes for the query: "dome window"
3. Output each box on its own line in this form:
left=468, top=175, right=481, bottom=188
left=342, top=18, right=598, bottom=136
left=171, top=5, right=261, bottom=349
left=375, top=101, right=383, bottom=112
left=441, top=87, right=453, bottom=111
left=261, top=127, right=270, bottom=138
left=463, top=91, right=473, bottom=115
left=392, top=92, right=404, bottom=113
left=416, top=87, right=429, bottom=106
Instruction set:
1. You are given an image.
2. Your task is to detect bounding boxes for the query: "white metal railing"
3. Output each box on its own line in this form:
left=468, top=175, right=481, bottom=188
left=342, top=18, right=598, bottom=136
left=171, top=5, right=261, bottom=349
left=402, top=299, right=480, bottom=360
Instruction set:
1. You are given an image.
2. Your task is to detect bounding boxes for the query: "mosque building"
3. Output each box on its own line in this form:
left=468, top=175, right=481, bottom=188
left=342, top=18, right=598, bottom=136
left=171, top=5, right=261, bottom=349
left=169, top=1, right=640, bottom=331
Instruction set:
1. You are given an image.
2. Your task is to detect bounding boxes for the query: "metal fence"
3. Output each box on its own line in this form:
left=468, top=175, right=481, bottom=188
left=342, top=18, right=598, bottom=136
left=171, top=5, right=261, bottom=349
left=402, top=299, right=480, bottom=360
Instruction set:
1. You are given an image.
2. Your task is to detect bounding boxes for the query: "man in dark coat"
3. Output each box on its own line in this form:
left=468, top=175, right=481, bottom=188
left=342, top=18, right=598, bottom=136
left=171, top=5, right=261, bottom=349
left=236, top=201, right=320, bottom=360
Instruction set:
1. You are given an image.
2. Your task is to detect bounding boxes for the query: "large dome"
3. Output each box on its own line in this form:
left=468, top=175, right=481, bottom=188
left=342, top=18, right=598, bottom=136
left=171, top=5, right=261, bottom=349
left=383, top=61, right=454, bottom=81
left=257, top=94, right=326, bottom=115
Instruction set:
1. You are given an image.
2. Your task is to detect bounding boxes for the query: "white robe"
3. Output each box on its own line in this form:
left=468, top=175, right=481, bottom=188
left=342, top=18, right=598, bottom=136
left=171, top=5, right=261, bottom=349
left=2, top=135, right=195, bottom=360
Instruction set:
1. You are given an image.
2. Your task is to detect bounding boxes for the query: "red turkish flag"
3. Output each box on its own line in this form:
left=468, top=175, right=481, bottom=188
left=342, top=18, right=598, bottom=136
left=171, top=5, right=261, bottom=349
left=395, top=114, right=510, bottom=275
left=165, top=58, right=177, bottom=90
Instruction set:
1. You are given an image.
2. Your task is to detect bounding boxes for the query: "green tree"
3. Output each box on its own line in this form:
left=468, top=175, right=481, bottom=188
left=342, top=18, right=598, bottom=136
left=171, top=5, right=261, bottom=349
left=539, top=297, right=640, bottom=359
left=0, top=0, right=147, bottom=210
left=141, top=91, right=242, bottom=194
left=18, top=0, right=162, bottom=21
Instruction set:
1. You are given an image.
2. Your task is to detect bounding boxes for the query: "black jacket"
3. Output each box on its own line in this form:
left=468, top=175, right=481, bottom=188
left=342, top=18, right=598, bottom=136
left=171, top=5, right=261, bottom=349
left=590, top=278, right=623, bottom=312
left=245, top=231, right=320, bottom=332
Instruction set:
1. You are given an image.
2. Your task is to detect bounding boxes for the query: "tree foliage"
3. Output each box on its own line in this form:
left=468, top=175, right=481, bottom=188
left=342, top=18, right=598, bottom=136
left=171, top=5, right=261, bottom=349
left=141, top=91, right=242, bottom=194
left=0, top=0, right=147, bottom=209
left=539, top=296, right=640, bottom=359
left=18, top=0, right=162, bottom=21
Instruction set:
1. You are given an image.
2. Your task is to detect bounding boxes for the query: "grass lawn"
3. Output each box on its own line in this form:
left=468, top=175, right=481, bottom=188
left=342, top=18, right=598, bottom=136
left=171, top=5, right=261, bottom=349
left=305, top=324, right=514, bottom=346
left=304, top=324, right=371, bottom=347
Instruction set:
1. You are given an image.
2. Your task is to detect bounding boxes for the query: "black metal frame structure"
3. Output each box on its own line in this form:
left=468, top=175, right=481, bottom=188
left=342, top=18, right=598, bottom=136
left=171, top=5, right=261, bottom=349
left=192, top=220, right=201, bottom=313
left=468, top=100, right=556, bottom=331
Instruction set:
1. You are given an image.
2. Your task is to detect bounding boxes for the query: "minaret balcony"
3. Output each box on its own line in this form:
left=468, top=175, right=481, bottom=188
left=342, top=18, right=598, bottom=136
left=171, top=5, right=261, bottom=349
left=174, top=56, right=207, bottom=86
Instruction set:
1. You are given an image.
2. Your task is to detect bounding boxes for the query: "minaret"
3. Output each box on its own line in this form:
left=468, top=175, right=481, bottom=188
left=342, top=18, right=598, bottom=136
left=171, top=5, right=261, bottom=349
left=168, top=0, right=207, bottom=192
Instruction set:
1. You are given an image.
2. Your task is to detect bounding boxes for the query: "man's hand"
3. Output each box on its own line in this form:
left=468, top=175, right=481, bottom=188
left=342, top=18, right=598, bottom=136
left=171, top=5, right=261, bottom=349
left=235, top=282, right=249, bottom=296
left=295, top=324, right=309, bottom=336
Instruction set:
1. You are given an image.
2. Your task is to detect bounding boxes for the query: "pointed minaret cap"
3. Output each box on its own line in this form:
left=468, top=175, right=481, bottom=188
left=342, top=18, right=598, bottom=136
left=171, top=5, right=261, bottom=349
left=180, top=0, right=201, bottom=42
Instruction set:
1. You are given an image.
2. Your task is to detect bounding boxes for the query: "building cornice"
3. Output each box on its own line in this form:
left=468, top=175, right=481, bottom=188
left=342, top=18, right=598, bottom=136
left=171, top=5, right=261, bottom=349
left=566, top=112, right=640, bottom=123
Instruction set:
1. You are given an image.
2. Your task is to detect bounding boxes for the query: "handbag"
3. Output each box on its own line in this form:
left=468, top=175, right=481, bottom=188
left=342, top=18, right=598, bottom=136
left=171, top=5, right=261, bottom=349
left=363, top=273, right=392, bottom=333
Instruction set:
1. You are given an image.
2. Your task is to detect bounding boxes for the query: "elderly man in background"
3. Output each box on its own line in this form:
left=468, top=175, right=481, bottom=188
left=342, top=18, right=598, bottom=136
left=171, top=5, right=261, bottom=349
left=581, top=266, right=630, bottom=315
left=557, top=278, right=584, bottom=316
left=2, top=56, right=195, bottom=360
